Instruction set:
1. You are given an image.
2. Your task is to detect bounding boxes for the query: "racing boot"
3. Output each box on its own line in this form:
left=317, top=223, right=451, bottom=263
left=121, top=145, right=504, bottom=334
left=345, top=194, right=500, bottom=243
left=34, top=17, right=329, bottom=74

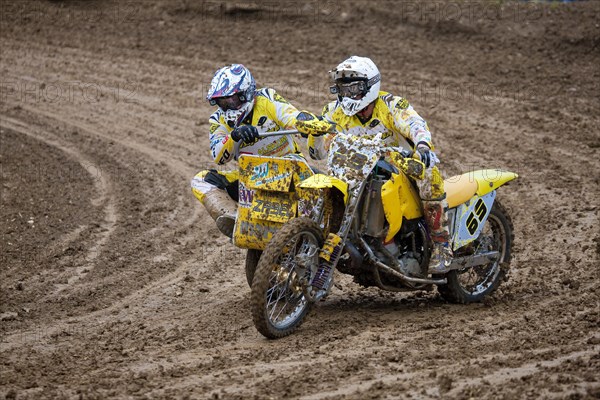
left=423, top=197, right=453, bottom=274
left=201, top=189, right=237, bottom=238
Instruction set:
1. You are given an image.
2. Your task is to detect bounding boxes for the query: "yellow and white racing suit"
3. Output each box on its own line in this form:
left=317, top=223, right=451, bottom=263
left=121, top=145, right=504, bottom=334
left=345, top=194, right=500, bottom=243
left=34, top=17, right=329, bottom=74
left=191, top=88, right=302, bottom=203
left=308, top=91, right=444, bottom=201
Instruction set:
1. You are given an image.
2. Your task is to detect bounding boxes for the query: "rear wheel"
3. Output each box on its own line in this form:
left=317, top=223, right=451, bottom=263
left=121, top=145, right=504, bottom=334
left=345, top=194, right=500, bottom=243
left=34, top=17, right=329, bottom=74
left=438, top=201, right=513, bottom=303
left=251, top=218, right=323, bottom=339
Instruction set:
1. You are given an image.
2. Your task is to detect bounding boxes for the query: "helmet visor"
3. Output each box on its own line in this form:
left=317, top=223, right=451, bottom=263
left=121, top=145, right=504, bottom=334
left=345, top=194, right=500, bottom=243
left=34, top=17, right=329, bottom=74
left=209, top=93, right=246, bottom=111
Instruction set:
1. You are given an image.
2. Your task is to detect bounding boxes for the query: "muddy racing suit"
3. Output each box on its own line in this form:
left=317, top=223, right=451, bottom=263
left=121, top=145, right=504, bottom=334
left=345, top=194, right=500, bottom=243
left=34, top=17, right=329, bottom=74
left=306, top=91, right=451, bottom=271
left=191, top=88, right=303, bottom=237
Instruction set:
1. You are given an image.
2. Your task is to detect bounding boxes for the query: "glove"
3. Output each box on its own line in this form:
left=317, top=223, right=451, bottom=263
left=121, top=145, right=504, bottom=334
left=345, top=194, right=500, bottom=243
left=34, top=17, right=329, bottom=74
left=231, top=125, right=259, bottom=144
left=296, top=111, right=336, bottom=138
left=389, top=151, right=425, bottom=180
left=415, top=143, right=433, bottom=168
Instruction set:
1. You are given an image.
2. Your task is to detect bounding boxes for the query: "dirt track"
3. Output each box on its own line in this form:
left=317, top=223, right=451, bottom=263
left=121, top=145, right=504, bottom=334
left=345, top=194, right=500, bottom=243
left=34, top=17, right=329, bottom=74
left=1, top=1, right=599, bottom=398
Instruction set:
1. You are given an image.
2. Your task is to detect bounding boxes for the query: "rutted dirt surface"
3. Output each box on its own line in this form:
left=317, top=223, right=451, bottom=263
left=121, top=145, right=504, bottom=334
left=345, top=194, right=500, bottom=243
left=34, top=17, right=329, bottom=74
left=1, top=1, right=599, bottom=398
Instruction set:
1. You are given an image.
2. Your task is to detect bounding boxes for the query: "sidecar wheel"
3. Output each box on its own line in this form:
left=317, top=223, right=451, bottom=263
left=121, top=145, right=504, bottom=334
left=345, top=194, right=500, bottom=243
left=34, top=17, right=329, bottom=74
left=437, top=201, right=514, bottom=303
left=245, top=249, right=262, bottom=287
left=251, top=218, right=323, bottom=339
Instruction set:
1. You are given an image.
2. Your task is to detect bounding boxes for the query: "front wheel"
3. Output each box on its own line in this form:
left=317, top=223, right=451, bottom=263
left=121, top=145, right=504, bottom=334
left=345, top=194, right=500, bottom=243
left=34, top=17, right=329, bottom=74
left=245, top=249, right=262, bottom=287
left=250, top=218, right=324, bottom=339
left=438, top=201, right=514, bottom=303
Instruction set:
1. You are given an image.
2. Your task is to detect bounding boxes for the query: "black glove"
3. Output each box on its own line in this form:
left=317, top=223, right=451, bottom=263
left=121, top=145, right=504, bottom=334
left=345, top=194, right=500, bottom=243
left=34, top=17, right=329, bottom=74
left=416, top=143, right=432, bottom=168
left=231, top=125, right=259, bottom=144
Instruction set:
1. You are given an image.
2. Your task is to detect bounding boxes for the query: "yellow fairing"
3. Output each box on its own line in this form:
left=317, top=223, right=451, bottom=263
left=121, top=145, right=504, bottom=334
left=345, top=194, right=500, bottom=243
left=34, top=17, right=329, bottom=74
left=297, top=174, right=349, bottom=204
left=238, top=156, right=309, bottom=192
left=444, top=170, right=518, bottom=208
left=234, top=155, right=313, bottom=250
left=382, top=171, right=423, bottom=243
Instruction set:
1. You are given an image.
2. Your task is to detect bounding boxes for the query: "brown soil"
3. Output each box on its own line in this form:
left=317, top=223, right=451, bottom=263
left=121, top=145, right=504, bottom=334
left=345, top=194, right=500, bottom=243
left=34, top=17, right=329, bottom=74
left=1, top=1, right=599, bottom=398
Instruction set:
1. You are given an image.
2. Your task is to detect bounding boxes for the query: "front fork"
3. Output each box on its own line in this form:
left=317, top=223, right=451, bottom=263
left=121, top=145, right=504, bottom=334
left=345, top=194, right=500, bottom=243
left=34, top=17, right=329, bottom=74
left=304, top=183, right=367, bottom=302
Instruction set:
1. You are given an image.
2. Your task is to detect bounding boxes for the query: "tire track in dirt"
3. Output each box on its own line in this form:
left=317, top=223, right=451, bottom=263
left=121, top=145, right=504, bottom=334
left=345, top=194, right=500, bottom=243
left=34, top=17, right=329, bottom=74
left=0, top=115, right=118, bottom=294
left=0, top=104, right=211, bottom=352
left=0, top=37, right=209, bottom=165
left=443, top=346, right=600, bottom=398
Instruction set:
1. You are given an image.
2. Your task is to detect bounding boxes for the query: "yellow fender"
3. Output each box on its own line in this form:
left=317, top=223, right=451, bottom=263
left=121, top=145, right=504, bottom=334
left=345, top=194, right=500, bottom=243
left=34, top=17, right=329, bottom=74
left=381, top=172, right=423, bottom=243
left=297, top=174, right=349, bottom=203
left=473, top=170, right=518, bottom=196
left=445, top=170, right=518, bottom=208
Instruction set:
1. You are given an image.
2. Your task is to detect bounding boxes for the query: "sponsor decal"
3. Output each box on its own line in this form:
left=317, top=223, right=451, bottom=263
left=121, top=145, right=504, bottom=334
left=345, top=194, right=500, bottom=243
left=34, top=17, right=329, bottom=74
left=252, top=199, right=294, bottom=219
left=238, top=185, right=254, bottom=207
left=218, top=149, right=230, bottom=165
left=209, top=123, right=219, bottom=134
left=258, top=137, right=289, bottom=156
left=396, top=98, right=409, bottom=110
left=254, top=172, right=291, bottom=186
left=251, top=162, right=269, bottom=181
left=238, top=221, right=278, bottom=240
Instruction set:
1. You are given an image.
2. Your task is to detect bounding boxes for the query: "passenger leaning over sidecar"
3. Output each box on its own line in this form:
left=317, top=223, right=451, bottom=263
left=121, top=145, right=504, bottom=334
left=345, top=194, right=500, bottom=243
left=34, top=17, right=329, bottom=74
left=191, top=64, right=304, bottom=238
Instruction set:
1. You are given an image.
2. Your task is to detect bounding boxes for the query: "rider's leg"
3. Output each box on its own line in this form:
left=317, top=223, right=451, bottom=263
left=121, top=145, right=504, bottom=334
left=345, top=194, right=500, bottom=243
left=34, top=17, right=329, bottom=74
left=191, top=170, right=238, bottom=238
left=417, top=166, right=453, bottom=273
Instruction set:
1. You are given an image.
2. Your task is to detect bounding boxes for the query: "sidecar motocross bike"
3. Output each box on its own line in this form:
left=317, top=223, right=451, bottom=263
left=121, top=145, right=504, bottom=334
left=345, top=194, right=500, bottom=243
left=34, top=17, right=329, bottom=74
left=249, top=132, right=517, bottom=339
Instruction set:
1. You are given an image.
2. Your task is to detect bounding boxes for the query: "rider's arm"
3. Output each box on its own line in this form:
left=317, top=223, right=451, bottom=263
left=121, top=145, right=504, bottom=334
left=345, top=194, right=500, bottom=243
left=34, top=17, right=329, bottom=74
left=265, top=88, right=300, bottom=130
left=391, top=97, right=433, bottom=149
left=262, top=88, right=304, bottom=155
left=209, top=114, right=236, bottom=165
left=307, top=103, right=336, bottom=160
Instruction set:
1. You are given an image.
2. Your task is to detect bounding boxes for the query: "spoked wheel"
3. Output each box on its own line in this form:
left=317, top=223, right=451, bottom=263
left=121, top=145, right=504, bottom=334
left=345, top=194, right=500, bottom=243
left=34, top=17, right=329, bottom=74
left=251, top=218, right=323, bottom=339
left=438, top=201, right=514, bottom=303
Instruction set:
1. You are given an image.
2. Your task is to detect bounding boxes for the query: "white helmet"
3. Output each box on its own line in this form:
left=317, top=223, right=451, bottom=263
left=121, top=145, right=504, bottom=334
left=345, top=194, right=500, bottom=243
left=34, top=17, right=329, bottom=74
left=207, top=64, right=257, bottom=128
left=329, top=56, right=381, bottom=116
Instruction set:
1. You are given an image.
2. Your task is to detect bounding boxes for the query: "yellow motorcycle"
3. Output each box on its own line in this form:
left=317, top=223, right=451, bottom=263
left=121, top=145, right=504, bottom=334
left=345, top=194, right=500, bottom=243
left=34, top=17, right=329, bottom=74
left=250, top=132, right=518, bottom=338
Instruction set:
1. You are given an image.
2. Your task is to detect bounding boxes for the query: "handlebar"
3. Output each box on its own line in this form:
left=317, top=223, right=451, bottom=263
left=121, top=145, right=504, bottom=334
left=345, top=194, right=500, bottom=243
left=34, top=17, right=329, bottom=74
left=257, top=129, right=300, bottom=138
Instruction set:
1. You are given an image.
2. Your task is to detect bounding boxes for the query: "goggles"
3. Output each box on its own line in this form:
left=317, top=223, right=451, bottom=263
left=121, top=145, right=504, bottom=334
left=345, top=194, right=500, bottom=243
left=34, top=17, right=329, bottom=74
left=330, top=80, right=367, bottom=99
left=209, top=92, right=247, bottom=111
left=329, top=74, right=381, bottom=99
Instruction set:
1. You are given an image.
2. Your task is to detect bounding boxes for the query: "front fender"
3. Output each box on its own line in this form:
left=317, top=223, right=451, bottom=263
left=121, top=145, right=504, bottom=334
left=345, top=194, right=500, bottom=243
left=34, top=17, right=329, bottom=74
left=297, top=174, right=348, bottom=204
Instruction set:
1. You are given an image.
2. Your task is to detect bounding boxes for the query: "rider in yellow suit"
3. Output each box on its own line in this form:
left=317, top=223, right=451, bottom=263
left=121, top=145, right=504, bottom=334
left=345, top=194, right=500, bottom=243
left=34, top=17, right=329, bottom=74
left=295, top=56, right=452, bottom=273
left=191, top=64, right=303, bottom=238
